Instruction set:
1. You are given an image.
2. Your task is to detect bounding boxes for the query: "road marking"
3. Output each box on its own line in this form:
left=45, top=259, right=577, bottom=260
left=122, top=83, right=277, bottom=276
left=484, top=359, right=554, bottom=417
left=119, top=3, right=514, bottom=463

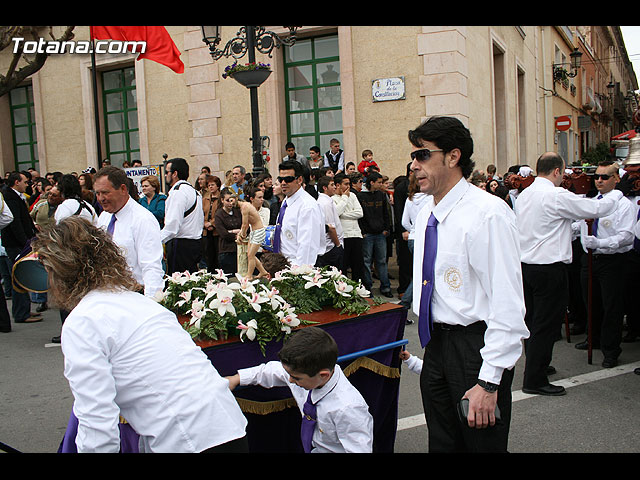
left=397, top=360, right=640, bottom=431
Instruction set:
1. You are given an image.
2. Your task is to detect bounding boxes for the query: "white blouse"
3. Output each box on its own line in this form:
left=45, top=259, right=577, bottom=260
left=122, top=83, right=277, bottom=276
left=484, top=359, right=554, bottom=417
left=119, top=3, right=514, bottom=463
left=61, top=290, right=247, bottom=453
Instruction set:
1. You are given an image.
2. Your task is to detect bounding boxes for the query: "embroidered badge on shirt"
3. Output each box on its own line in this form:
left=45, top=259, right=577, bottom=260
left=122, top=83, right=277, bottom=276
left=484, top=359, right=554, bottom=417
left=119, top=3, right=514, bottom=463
left=444, top=267, right=462, bottom=292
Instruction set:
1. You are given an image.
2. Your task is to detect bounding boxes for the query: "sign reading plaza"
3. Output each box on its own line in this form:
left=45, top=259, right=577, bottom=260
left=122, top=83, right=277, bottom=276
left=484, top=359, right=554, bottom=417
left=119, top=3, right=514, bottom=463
left=11, top=37, right=147, bottom=55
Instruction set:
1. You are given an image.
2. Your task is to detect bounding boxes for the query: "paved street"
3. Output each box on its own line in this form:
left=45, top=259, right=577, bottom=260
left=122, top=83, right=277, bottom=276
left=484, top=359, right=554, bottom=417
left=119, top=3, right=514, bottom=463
left=2, top=288, right=640, bottom=454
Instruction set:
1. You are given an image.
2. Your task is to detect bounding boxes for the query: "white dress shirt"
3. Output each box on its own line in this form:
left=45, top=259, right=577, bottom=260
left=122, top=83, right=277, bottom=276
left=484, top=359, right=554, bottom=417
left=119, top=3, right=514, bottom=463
left=332, top=192, right=363, bottom=238
left=573, top=189, right=635, bottom=255
left=280, top=187, right=325, bottom=267
left=516, top=177, right=622, bottom=264
left=238, top=361, right=373, bottom=453
left=160, top=180, right=204, bottom=244
left=55, top=198, right=98, bottom=225
left=412, top=178, right=530, bottom=385
left=317, top=192, right=343, bottom=252
left=62, top=289, right=247, bottom=453
left=97, top=197, right=165, bottom=297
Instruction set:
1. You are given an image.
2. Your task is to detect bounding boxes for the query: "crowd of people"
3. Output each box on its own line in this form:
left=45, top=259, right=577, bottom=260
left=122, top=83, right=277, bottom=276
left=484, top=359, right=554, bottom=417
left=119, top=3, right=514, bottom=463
left=2, top=119, right=640, bottom=453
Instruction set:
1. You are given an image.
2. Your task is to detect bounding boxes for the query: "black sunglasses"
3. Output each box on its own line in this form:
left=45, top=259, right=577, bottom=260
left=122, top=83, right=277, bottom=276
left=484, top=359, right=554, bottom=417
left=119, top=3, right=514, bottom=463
left=593, top=174, right=611, bottom=180
left=410, top=148, right=444, bottom=162
left=277, top=175, right=298, bottom=183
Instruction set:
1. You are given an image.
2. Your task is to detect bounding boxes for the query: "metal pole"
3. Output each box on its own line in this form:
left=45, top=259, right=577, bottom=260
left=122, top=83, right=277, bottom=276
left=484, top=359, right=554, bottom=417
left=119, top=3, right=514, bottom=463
left=246, top=26, right=264, bottom=178
left=90, top=41, right=102, bottom=169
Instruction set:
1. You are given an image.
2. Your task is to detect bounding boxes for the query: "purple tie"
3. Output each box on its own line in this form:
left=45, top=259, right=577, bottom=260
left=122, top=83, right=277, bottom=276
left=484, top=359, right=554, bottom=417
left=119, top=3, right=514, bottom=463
left=107, top=214, right=117, bottom=236
left=592, top=195, right=603, bottom=237
left=300, top=390, right=316, bottom=453
left=418, top=213, right=438, bottom=348
left=273, top=200, right=287, bottom=253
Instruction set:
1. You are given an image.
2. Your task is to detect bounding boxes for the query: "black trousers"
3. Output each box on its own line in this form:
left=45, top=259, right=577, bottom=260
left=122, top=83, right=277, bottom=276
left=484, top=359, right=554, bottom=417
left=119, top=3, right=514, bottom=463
left=200, top=435, right=249, bottom=453
left=316, top=244, right=344, bottom=271
left=343, top=237, right=364, bottom=282
left=166, top=238, right=202, bottom=275
left=420, top=322, right=513, bottom=453
left=623, top=250, right=640, bottom=337
left=580, top=252, right=627, bottom=360
left=568, top=239, right=587, bottom=328
left=521, top=262, right=568, bottom=389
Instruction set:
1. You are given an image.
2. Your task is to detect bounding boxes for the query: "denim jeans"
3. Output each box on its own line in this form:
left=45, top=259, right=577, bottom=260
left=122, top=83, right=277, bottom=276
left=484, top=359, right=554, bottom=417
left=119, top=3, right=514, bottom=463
left=6, top=247, right=31, bottom=322
left=400, top=239, right=414, bottom=308
left=362, top=233, right=391, bottom=293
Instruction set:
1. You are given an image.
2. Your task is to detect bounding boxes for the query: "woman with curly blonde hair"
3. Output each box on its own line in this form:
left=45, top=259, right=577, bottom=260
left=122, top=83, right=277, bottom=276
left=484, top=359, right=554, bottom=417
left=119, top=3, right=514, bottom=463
left=33, top=216, right=248, bottom=453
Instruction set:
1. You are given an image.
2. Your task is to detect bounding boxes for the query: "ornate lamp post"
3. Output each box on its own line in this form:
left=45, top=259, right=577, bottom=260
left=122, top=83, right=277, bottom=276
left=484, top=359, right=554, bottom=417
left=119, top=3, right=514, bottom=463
left=201, top=26, right=299, bottom=176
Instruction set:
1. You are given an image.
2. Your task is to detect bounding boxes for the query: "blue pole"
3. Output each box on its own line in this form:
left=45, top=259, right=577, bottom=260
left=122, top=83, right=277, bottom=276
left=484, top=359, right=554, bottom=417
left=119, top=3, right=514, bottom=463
left=337, top=339, right=408, bottom=363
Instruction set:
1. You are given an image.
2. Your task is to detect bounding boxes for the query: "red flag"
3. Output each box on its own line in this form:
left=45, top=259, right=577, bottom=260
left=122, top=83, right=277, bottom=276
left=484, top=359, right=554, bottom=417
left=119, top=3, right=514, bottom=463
left=90, top=26, right=184, bottom=74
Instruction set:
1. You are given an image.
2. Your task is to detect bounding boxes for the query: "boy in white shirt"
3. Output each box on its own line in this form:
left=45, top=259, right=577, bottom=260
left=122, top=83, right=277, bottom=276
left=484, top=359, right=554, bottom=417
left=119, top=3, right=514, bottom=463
left=226, top=326, right=373, bottom=453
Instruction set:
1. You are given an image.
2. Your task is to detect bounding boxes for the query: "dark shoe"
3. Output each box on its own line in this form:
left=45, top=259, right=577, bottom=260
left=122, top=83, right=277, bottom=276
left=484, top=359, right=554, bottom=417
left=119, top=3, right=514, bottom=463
left=0, top=327, right=10, bottom=333
left=575, top=340, right=600, bottom=350
left=51, top=336, right=61, bottom=343
left=35, top=302, right=48, bottom=313
left=380, top=290, right=394, bottom=299
left=522, top=384, right=567, bottom=396
left=602, top=358, right=618, bottom=368
left=546, top=365, right=557, bottom=375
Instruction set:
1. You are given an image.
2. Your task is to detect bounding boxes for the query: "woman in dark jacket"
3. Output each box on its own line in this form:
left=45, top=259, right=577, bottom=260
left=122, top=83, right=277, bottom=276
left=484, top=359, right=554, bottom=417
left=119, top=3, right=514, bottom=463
left=213, top=188, right=242, bottom=275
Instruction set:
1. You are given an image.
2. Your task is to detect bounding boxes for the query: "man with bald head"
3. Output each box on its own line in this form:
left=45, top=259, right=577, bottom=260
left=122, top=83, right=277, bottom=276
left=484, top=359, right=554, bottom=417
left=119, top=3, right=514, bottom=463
left=515, top=152, right=623, bottom=395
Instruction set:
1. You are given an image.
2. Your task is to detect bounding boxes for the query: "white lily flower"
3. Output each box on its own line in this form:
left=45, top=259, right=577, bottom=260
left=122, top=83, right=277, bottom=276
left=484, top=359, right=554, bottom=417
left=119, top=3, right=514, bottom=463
left=209, top=289, right=236, bottom=316
left=212, top=269, right=228, bottom=281
left=263, top=286, right=285, bottom=309
left=334, top=280, right=354, bottom=297
left=277, top=310, right=300, bottom=334
left=356, top=284, right=370, bottom=298
left=242, top=291, right=268, bottom=312
left=289, top=264, right=315, bottom=275
left=303, top=273, right=329, bottom=289
left=169, top=271, right=190, bottom=285
left=237, top=319, right=258, bottom=341
left=229, top=275, right=258, bottom=293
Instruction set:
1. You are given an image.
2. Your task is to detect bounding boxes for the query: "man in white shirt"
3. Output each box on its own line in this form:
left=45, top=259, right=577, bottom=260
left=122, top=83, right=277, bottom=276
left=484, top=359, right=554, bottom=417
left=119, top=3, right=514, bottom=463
left=94, top=166, right=165, bottom=298
left=516, top=153, right=624, bottom=391
left=274, top=160, right=324, bottom=267
left=409, top=116, right=529, bottom=453
left=315, top=175, right=344, bottom=270
left=573, top=161, right=635, bottom=368
left=161, top=158, right=204, bottom=275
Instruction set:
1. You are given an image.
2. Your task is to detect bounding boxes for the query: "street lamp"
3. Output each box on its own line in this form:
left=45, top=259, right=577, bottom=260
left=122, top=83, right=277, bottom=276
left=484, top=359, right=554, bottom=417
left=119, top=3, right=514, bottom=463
left=553, top=47, right=583, bottom=84
left=201, top=26, right=299, bottom=176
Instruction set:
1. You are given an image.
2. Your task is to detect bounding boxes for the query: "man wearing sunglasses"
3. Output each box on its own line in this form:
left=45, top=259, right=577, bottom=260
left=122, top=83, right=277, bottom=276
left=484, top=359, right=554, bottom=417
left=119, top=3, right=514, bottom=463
left=274, top=160, right=324, bottom=267
left=409, top=116, right=529, bottom=453
left=571, top=160, right=635, bottom=368
left=517, top=154, right=625, bottom=396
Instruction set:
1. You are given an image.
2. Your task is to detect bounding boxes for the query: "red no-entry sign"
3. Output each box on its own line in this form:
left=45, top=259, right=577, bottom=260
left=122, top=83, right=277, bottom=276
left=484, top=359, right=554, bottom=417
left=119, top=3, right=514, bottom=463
left=555, top=115, right=571, bottom=131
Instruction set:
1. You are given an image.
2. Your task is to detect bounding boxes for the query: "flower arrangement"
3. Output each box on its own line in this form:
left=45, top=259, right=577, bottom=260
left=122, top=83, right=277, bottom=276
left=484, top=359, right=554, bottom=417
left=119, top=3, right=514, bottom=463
left=158, top=265, right=380, bottom=354
left=222, top=61, right=271, bottom=79
left=159, top=269, right=305, bottom=354
left=269, top=264, right=378, bottom=316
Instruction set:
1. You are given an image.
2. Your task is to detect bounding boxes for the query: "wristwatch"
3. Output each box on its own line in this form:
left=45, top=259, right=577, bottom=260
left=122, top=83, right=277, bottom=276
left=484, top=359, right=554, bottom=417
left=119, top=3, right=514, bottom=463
left=477, top=379, right=499, bottom=393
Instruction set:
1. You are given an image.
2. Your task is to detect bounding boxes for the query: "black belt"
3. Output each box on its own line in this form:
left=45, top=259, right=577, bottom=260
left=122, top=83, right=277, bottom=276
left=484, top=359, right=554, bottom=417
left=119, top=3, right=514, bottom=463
left=433, top=321, right=486, bottom=333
